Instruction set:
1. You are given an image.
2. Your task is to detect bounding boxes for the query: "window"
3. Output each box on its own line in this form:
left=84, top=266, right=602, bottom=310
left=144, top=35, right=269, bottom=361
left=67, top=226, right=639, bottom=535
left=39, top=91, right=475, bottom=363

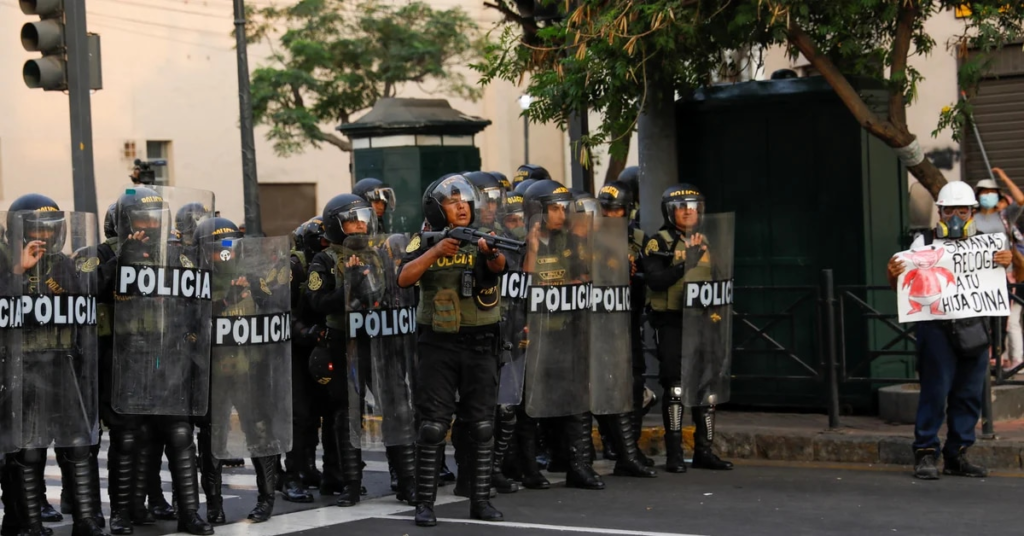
left=145, top=140, right=172, bottom=186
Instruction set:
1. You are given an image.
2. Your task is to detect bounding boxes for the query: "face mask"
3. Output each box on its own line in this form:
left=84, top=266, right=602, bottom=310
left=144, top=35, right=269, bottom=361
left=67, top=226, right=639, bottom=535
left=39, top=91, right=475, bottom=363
left=936, top=214, right=975, bottom=239
left=979, top=193, right=999, bottom=209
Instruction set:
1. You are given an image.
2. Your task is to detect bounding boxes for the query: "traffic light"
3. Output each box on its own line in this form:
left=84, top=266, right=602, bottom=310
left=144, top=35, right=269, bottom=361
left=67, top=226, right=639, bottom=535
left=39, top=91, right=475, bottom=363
left=20, top=0, right=67, bottom=90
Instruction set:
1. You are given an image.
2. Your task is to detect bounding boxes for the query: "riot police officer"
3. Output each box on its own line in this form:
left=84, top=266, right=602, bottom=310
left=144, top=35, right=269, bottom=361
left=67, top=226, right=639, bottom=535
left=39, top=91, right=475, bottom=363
left=597, top=181, right=655, bottom=469
left=452, top=172, right=519, bottom=497
left=107, top=187, right=214, bottom=535
left=398, top=175, right=505, bottom=527
left=280, top=218, right=328, bottom=502
left=353, top=178, right=396, bottom=233
left=306, top=195, right=380, bottom=508
left=521, top=180, right=604, bottom=491
left=644, top=184, right=733, bottom=473
left=0, top=194, right=107, bottom=536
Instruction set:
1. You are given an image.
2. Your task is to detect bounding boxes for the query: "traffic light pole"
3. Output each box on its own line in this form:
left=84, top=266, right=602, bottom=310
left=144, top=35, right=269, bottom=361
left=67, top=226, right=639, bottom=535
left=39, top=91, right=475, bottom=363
left=64, top=0, right=97, bottom=215
left=233, top=0, right=263, bottom=237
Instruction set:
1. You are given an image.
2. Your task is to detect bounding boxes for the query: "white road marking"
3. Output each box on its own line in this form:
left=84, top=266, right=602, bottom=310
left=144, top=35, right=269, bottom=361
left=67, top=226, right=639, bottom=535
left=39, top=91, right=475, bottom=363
left=384, top=517, right=710, bottom=536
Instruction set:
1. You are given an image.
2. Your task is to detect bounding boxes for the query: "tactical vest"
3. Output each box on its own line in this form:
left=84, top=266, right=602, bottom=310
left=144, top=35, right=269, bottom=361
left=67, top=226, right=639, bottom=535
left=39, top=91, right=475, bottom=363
left=21, top=257, right=75, bottom=351
left=322, top=246, right=347, bottom=331
left=531, top=232, right=572, bottom=285
left=212, top=271, right=258, bottom=375
left=647, top=229, right=712, bottom=312
left=96, top=238, right=118, bottom=337
left=415, top=240, right=501, bottom=329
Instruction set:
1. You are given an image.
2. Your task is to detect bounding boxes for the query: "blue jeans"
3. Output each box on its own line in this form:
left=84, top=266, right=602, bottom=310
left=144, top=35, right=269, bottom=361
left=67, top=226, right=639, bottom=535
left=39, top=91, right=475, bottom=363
left=912, top=321, right=988, bottom=457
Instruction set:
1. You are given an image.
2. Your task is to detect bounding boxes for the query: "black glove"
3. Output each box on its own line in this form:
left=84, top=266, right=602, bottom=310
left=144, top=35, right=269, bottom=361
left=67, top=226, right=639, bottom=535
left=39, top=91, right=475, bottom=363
left=684, top=245, right=705, bottom=273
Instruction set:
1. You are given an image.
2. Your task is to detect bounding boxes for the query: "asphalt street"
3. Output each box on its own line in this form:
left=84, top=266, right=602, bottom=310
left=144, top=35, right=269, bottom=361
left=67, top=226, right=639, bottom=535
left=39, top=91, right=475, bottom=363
left=13, top=442, right=1019, bottom=536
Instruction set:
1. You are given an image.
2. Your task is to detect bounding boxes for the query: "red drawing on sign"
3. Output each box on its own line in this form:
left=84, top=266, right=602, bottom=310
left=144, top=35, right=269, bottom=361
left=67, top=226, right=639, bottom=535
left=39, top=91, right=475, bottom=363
left=902, top=248, right=955, bottom=315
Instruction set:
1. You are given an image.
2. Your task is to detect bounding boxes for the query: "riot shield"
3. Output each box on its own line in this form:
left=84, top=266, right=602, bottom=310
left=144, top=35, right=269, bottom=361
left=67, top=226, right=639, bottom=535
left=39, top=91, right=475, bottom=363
left=0, top=211, right=21, bottom=453
left=497, top=241, right=529, bottom=406
left=368, top=234, right=416, bottom=447
left=523, top=211, right=592, bottom=418
left=589, top=216, right=632, bottom=415
left=680, top=212, right=735, bottom=407
left=9, top=211, right=100, bottom=448
left=207, top=236, right=293, bottom=458
left=342, top=234, right=388, bottom=447
left=112, top=186, right=214, bottom=416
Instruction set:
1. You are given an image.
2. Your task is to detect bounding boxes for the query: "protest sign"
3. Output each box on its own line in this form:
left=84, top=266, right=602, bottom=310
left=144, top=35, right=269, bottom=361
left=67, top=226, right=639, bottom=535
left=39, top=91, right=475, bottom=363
left=896, top=233, right=1010, bottom=323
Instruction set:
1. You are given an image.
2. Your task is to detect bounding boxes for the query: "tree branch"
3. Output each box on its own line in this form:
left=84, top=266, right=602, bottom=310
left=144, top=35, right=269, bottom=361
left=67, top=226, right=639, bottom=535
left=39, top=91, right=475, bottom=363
left=290, top=84, right=305, bottom=109
left=317, top=131, right=352, bottom=152
left=484, top=1, right=523, bottom=25
left=787, top=20, right=947, bottom=199
left=786, top=22, right=900, bottom=142
left=888, top=0, right=918, bottom=129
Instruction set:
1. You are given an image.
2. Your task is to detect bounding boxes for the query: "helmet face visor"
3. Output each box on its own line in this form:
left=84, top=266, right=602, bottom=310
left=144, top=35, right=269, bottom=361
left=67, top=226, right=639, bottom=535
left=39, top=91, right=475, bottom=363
left=333, top=206, right=378, bottom=237
left=431, top=176, right=482, bottom=228
left=665, top=199, right=704, bottom=230
left=365, top=187, right=396, bottom=216
left=18, top=212, right=67, bottom=255
left=129, top=208, right=170, bottom=242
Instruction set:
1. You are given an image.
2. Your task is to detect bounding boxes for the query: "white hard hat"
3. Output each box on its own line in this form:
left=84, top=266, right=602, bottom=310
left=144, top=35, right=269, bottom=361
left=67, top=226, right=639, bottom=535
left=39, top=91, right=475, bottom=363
left=936, top=181, right=978, bottom=207
left=975, top=179, right=999, bottom=190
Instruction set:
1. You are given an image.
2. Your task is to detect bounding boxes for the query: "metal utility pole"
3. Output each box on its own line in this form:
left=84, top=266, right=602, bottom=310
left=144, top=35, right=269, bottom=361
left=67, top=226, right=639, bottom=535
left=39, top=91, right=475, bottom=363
left=233, top=0, right=263, bottom=236
left=65, top=0, right=97, bottom=214
left=568, top=109, right=593, bottom=193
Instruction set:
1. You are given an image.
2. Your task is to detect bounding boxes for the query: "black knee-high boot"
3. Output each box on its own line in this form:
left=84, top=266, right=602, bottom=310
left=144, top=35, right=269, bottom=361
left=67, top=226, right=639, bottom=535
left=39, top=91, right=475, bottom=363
left=165, top=423, right=213, bottom=536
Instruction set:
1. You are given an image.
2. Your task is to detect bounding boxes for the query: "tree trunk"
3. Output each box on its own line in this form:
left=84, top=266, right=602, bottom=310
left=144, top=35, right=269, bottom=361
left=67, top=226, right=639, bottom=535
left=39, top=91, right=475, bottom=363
left=638, top=79, right=677, bottom=233
left=604, top=135, right=631, bottom=186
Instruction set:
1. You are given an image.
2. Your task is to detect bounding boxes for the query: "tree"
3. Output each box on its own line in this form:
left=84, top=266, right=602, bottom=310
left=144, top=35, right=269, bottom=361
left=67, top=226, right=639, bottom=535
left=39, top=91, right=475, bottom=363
left=477, top=0, right=1024, bottom=198
left=246, top=0, right=486, bottom=156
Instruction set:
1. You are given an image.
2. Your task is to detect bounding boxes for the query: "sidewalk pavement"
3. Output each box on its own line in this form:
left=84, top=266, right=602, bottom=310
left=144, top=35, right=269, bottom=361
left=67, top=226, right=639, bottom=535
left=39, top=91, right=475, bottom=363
left=620, top=411, right=1024, bottom=471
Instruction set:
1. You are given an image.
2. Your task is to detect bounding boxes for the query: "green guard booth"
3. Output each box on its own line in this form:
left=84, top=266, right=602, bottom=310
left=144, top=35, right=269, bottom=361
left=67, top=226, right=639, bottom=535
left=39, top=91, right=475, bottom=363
left=675, top=76, right=912, bottom=412
left=338, top=98, right=492, bottom=235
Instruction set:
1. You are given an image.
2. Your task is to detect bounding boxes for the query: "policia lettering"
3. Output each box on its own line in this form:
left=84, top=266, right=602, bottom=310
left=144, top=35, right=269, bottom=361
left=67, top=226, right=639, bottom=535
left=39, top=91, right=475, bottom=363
left=0, top=295, right=97, bottom=327
left=591, top=286, right=630, bottom=313
left=501, top=271, right=531, bottom=300
left=348, top=307, right=416, bottom=338
left=213, top=312, right=292, bottom=346
left=684, top=280, right=733, bottom=309
left=117, top=264, right=212, bottom=299
left=528, top=283, right=592, bottom=313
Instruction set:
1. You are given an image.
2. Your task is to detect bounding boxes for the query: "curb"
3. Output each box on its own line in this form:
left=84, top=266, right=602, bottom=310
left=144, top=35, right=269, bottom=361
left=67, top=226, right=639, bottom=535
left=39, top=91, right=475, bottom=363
left=348, top=417, right=1024, bottom=471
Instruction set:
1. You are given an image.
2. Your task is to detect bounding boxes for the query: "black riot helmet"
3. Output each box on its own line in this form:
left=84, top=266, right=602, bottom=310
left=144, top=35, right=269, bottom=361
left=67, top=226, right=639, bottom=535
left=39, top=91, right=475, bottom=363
left=322, top=194, right=376, bottom=244
left=353, top=178, right=396, bottom=218
left=513, top=178, right=537, bottom=196
left=661, top=183, right=705, bottom=230
left=116, top=187, right=170, bottom=242
left=488, top=171, right=512, bottom=192
left=523, top=179, right=573, bottom=228
left=193, top=217, right=244, bottom=269
left=571, top=188, right=598, bottom=215
left=299, top=217, right=327, bottom=255
left=513, top=164, right=551, bottom=188
left=291, top=223, right=304, bottom=251
left=103, top=202, right=118, bottom=239
left=465, top=171, right=507, bottom=227
left=422, top=174, right=483, bottom=230
left=174, top=202, right=211, bottom=246
left=193, top=216, right=244, bottom=247
left=615, top=166, right=640, bottom=218
left=598, top=180, right=633, bottom=213
left=7, top=193, right=66, bottom=254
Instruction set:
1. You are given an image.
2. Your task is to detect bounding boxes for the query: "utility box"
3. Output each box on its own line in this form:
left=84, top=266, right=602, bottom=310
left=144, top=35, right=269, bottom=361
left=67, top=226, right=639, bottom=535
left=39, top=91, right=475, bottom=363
left=675, top=76, right=910, bottom=411
left=338, top=98, right=491, bottom=234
